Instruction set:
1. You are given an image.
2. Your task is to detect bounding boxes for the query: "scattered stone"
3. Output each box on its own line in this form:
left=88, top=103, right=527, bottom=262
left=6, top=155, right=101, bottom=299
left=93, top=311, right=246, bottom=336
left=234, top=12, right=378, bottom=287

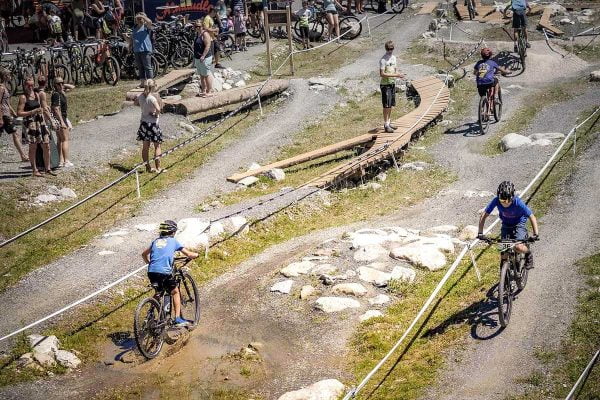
left=359, top=310, right=384, bottom=322
left=55, top=350, right=81, bottom=369
left=280, top=260, right=315, bottom=277
left=300, top=285, right=317, bottom=299
left=422, top=31, right=435, bottom=39
left=547, top=3, right=566, bottom=14
left=16, top=353, right=35, bottom=369
left=353, top=244, right=389, bottom=262
left=401, top=161, right=431, bottom=171
left=577, top=15, right=593, bottom=24
left=589, top=71, right=600, bottom=82
left=265, top=168, right=286, bottom=181
left=59, top=188, right=77, bottom=199
left=33, top=352, right=56, bottom=367
left=368, top=294, right=391, bottom=305
left=271, top=280, right=294, bottom=294
left=390, top=246, right=447, bottom=271
left=367, top=261, right=391, bottom=271
left=135, top=223, right=157, bottom=232
left=581, top=9, right=594, bottom=16
left=223, top=216, right=248, bottom=235
left=222, top=83, right=233, bottom=90
left=390, top=265, right=417, bottom=283
left=531, top=139, right=553, bottom=147
left=350, top=229, right=389, bottom=248
left=102, top=229, right=129, bottom=237
left=529, top=132, right=565, bottom=141
left=505, top=84, right=524, bottom=90
left=409, top=236, right=455, bottom=254
left=314, top=297, right=361, bottom=313
left=361, top=182, right=382, bottom=190
left=375, top=172, right=387, bottom=182
left=560, top=17, right=574, bottom=25
left=463, top=190, right=494, bottom=198
left=178, top=121, right=196, bottom=133
left=209, top=222, right=225, bottom=237
left=234, top=79, right=246, bottom=88
left=28, top=335, right=59, bottom=354
left=500, top=133, right=532, bottom=151
left=98, top=250, right=115, bottom=256
left=175, top=218, right=210, bottom=249
left=278, top=379, right=345, bottom=400
left=35, top=194, right=58, bottom=203
left=238, top=176, right=259, bottom=186
left=459, top=225, right=479, bottom=241
left=331, top=283, right=368, bottom=297
left=310, top=264, right=338, bottom=276
left=423, top=225, right=458, bottom=236
left=440, top=120, right=453, bottom=127
left=357, top=266, right=391, bottom=287
left=319, top=274, right=335, bottom=285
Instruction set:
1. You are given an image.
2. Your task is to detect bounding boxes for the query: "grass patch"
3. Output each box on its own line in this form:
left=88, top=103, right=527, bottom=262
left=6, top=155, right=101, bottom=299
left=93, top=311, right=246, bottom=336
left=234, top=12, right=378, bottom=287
left=568, top=41, right=600, bottom=63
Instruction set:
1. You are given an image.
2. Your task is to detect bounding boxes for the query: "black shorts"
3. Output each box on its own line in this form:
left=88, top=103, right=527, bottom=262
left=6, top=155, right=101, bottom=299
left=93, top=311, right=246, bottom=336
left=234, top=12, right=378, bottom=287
left=235, top=32, right=246, bottom=38
left=148, top=272, right=178, bottom=292
left=477, top=77, right=498, bottom=97
left=299, top=26, right=309, bottom=39
left=326, top=9, right=338, bottom=15
left=249, top=3, right=264, bottom=13
left=0, top=116, right=17, bottom=135
left=512, top=10, right=527, bottom=29
left=381, top=84, right=396, bottom=108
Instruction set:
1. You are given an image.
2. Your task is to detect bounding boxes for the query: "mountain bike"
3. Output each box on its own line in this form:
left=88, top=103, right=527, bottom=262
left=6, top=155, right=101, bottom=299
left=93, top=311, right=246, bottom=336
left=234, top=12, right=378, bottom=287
left=514, top=27, right=527, bottom=70
left=465, top=0, right=477, bottom=20
left=480, top=237, right=536, bottom=327
left=477, top=71, right=509, bottom=134
left=293, top=7, right=362, bottom=42
left=133, top=257, right=201, bottom=359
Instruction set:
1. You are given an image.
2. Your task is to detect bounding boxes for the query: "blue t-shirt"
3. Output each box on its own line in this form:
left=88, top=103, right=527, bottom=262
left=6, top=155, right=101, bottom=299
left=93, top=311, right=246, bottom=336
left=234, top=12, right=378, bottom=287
left=485, top=196, right=532, bottom=226
left=133, top=25, right=153, bottom=53
left=512, top=0, right=527, bottom=11
left=148, top=237, right=183, bottom=275
left=474, top=59, right=499, bottom=85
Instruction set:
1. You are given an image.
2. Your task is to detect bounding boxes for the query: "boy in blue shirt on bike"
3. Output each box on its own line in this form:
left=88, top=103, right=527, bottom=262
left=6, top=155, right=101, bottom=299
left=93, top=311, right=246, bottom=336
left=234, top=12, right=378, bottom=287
left=478, top=181, right=539, bottom=268
left=141, top=220, right=199, bottom=326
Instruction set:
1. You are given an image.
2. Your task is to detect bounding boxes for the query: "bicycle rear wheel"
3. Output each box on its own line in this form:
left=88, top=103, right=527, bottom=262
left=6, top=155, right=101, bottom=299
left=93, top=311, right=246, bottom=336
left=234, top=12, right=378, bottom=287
left=498, top=261, right=513, bottom=327
left=179, top=271, right=201, bottom=329
left=81, top=56, right=94, bottom=84
left=133, top=297, right=165, bottom=359
left=339, top=16, right=362, bottom=40
left=103, top=56, right=120, bottom=86
left=493, top=86, right=502, bottom=122
left=478, top=96, right=490, bottom=134
left=49, top=64, right=71, bottom=86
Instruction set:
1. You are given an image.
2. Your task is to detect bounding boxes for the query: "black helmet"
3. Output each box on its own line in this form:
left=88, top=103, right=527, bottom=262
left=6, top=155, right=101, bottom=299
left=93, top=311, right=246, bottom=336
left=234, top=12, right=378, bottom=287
left=497, top=181, right=515, bottom=201
left=159, top=220, right=178, bottom=236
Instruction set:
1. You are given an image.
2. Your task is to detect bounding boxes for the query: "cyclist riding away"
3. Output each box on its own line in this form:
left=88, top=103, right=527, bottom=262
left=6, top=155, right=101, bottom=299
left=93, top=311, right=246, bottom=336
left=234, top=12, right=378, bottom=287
left=474, top=48, right=510, bottom=103
left=509, top=0, right=531, bottom=51
left=478, top=181, right=539, bottom=269
left=141, top=220, right=199, bottom=326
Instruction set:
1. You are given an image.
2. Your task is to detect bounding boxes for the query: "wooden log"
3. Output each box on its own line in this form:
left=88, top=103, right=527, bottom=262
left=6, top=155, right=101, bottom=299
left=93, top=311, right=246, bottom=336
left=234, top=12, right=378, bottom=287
left=125, top=68, right=195, bottom=101
left=163, top=79, right=290, bottom=117
left=538, top=7, right=564, bottom=35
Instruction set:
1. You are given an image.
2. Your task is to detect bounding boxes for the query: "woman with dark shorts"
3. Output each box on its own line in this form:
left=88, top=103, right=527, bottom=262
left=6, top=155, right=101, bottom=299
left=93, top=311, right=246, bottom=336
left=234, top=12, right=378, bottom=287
left=134, top=79, right=164, bottom=173
left=323, top=0, right=342, bottom=42
left=0, top=68, right=28, bottom=162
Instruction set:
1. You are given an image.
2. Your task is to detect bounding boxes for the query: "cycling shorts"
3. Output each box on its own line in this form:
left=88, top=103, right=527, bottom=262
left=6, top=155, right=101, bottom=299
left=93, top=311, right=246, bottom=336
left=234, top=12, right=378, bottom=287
left=477, top=77, right=498, bottom=97
left=512, top=9, right=527, bottom=29
left=148, top=272, right=178, bottom=292
left=501, top=221, right=528, bottom=241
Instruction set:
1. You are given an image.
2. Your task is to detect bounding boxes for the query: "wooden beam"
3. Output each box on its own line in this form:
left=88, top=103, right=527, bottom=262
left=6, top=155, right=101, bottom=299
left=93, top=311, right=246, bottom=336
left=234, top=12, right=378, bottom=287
left=125, top=68, right=195, bottom=101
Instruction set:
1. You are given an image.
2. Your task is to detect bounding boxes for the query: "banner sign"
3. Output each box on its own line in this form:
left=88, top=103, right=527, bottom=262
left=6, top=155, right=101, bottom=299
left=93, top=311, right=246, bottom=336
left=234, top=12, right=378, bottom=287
left=143, top=0, right=218, bottom=21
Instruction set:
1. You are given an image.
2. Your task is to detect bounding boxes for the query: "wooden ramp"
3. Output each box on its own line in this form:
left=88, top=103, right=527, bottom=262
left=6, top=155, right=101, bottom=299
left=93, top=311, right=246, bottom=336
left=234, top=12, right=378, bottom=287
left=227, top=76, right=450, bottom=187
left=125, top=68, right=196, bottom=100
left=417, top=1, right=439, bottom=15
left=538, top=6, right=564, bottom=35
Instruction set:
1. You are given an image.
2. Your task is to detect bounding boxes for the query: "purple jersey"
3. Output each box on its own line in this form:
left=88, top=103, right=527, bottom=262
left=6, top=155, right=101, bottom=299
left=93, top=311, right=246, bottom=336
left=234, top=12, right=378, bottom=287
left=474, top=59, right=499, bottom=85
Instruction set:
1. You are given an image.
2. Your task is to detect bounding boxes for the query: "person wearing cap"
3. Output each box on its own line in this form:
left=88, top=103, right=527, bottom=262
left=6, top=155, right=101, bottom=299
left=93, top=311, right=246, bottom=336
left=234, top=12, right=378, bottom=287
left=474, top=48, right=511, bottom=104
left=50, top=77, right=75, bottom=168
left=132, top=12, right=154, bottom=88
left=203, top=8, right=223, bottom=69
left=193, top=20, right=213, bottom=97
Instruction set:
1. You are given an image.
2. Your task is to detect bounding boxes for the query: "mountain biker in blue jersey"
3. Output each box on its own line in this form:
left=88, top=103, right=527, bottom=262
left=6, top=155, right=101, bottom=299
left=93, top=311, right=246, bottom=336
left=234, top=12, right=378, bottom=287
left=509, top=0, right=532, bottom=51
left=474, top=48, right=511, bottom=100
left=141, top=220, right=199, bottom=326
left=477, top=181, right=539, bottom=269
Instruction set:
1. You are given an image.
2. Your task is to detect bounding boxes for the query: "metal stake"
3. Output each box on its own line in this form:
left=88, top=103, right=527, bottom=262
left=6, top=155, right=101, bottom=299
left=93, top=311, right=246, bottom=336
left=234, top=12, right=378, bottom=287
left=573, top=127, right=577, bottom=156
left=367, top=16, right=372, bottom=39
left=135, top=169, right=141, bottom=198
left=391, top=152, right=400, bottom=171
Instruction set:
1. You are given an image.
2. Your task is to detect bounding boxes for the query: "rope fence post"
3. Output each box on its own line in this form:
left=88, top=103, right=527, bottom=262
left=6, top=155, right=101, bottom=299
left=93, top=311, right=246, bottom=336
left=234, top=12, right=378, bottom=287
left=135, top=169, right=141, bottom=198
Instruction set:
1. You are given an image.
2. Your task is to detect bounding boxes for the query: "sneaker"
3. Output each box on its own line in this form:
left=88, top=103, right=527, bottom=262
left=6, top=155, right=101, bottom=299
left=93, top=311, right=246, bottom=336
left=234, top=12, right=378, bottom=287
left=63, top=160, right=74, bottom=168
left=174, top=317, right=191, bottom=327
left=525, top=252, right=534, bottom=270
left=384, top=125, right=394, bottom=133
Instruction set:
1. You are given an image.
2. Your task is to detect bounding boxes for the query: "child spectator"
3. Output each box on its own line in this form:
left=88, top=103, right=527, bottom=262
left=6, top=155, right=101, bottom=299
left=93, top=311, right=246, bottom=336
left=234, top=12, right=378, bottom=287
left=296, top=0, right=312, bottom=49
left=233, top=8, right=247, bottom=51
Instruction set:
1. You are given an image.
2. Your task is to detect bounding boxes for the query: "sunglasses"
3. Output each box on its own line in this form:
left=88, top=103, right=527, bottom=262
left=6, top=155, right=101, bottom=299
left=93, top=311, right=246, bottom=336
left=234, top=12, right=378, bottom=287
left=499, top=197, right=512, bottom=203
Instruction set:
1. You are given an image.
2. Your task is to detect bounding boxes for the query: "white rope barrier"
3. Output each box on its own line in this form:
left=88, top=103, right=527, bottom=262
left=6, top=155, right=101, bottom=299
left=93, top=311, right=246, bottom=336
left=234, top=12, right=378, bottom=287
left=565, top=348, right=600, bottom=400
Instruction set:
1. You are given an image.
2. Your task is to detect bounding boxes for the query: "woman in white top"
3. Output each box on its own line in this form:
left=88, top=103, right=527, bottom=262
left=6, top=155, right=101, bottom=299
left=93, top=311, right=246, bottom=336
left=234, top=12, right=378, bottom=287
left=134, top=79, right=164, bottom=173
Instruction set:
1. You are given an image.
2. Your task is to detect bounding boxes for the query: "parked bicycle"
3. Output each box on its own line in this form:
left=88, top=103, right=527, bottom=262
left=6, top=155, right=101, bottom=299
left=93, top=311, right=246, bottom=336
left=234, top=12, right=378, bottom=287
left=293, top=6, right=362, bottom=42
left=479, top=237, right=536, bottom=327
left=133, top=257, right=201, bottom=359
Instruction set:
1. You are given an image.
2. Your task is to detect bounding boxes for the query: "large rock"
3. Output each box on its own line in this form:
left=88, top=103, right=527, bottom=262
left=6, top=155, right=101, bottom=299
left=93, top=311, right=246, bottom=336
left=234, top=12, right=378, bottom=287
left=531, top=139, right=553, bottom=147
left=390, top=246, right=447, bottom=271
left=359, top=310, right=384, bottom=322
left=33, top=351, right=56, bottom=367
left=310, top=264, right=338, bottom=276
left=422, top=225, right=459, bottom=236
left=238, top=176, right=259, bottom=186
left=281, top=260, right=315, bottom=277
left=408, top=236, right=455, bottom=254
left=353, top=244, right=388, bottom=262
left=314, top=297, right=361, bottom=313
left=529, top=132, right=565, bottom=141
left=16, top=353, right=35, bottom=368
left=300, top=285, right=317, bottom=299
left=501, top=133, right=532, bottom=151
left=59, top=188, right=77, bottom=199
left=208, top=222, right=224, bottom=237
left=265, top=168, right=286, bottom=181
left=459, top=225, right=479, bottom=241
left=28, top=335, right=59, bottom=356
left=223, top=216, right=248, bottom=235
left=175, top=218, right=210, bottom=249
left=591, top=71, right=600, bottom=82
left=357, top=266, right=391, bottom=287
left=390, top=265, right=417, bottom=283
left=401, top=161, right=431, bottom=171
left=271, top=280, right=294, bottom=294
left=55, top=350, right=81, bottom=369
left=331, top=283, right=368, bottom=297
left=368, top=294, right=391, bottom=305
left=278, top=379, right=345, bottom=400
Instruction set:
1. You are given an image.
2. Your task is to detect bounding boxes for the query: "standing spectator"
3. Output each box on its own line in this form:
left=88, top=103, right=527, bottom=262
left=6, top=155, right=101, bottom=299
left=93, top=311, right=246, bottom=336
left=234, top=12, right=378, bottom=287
left=323, top=0, right=341, bottom=42
left=0, top=68, right=28, bottom=162
left=216, top=0, right=228, bottom=30
left=50, top=77, right=75, bottom=168
left=134, top=79, right=164, bottom=173
left=89, top=0, right=106, bottom=38
left=296, top=0, right=312, bottom=49
left=70, top=0, right=86, bottom=40
left=203, top=8, right=223, bottom=69
left=112, top=0, right=124, bottom=35
left=18, top=78, right=55, bottom=177
left=379, top=40, right=404, bottom=133
left=355, top=0, right=364, bottom=13
left=132, top=12, right=153, bottom=88
left=47, top=9, right=63, bottom=42
left=193, top=20, right=213, bottom=97
left=233, top=8, right=247, bottom=51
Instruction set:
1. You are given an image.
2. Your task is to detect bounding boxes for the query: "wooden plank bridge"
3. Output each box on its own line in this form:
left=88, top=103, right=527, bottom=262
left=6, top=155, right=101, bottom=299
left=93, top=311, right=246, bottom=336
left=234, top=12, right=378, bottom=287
left=227, top=75, right=450, bottom=188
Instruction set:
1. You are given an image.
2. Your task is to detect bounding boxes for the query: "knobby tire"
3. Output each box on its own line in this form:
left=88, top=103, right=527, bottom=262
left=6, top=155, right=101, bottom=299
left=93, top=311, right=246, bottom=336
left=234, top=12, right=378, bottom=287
left=134, top=297, right=165, bottom=359
left=493, top=86, right=502, bottom=122
left=180, top=272, right=201, bottom=329
left=478, top=96, right=490, bottom=134
left=516, top=254, right=529, bottom=291
left=498, top=260, right=513, bottom=327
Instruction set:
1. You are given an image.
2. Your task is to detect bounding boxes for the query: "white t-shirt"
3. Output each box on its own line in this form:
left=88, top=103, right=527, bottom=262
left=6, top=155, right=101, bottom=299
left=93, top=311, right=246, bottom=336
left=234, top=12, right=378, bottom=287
left=138, top=93, right=160, bottom=124
left=379, top=53, right=397, bottom=85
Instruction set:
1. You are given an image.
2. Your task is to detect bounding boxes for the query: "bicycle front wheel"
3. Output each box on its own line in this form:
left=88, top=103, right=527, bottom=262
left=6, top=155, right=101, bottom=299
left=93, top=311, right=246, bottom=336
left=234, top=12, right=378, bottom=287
left=498, top=261, right=513, bottom=327
left=171, top=45, right=194, bottom=68
left=493, top=86, right=502, bottom=122
left=134, top=297, right=165, bottom=359
left=478, top=96, right=490, bottom=134
left=339, top=16, right=362, bottom=40
left=180, top=271, right=201, bottom=329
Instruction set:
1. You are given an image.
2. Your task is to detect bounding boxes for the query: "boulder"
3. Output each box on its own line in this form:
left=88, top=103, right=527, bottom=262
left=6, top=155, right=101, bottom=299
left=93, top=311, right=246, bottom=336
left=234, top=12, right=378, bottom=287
left=59, top=188, right=77, bottom=199
left=35, top=194, right=58, bottom=203
left=16, top=353, right=35, bottom=368
left=350, top=230, right=389, bottom=248
left=368, top=294, right=391, bottom=305
left=314, top=297, right=361, bottom=313
left=560, top=17, right=574, bottom=25
left=280, top=260, right=315, bottom=277
left=529, top=132, right=565, bottom=141
left=589, top=71, right=600, bottom=82
left=310, top=264, right=338, bottom=276
left=238, top=176, right=259, bottom=186
left=234, top=79, right=246, bottom=88
left=300, top=285, right=317, bottom=299
left=319, top=274, right=335, bottom=285
left=175, top=218, right=210, bottom=249
left=33, top=351, right=56, bottom=367
left=505, top=84, right=524, bottom=90
left=390, top=246, right=447, bottom=271
left=28, top=335, right=59, bottom=355
left=390, top=265, right=417, bottom=283
left=212, top=74, right=224, bottom=92
left=375, top=172, right=387, bottom=182
left=208, top=222, right=225, bottom=237
left=265, top=168, right=286, bottom=181
left=331, top=283, right=368, bottom=297
left=55, top=350, right=81, bottom=369
left=271, top=280, right=294, bottom=294
left=531, top=139, right=553, bottom=147
left=367, top=262, right=391, bottom=271
left=500, top=133, right=532, bottom=151
left=278, top=379, right=345, bottom=400
left=359, top=310, right=384, bottom=322
left=223, top=216, right=248, bottom=235
left=577, top=15, right=593, bottom=23
left=581, top=9, right=594, bottom=16
left=353, top=244, right=388, bottom=262
left=408, top=236, right=455, bottom=254
left=135, top=223, right=158, bottom=232
left=178, top=121, right=196, bottom=133
left=459, top=225, right=479, bottom=241
left=423, top=225, right=459, bottom=236
left=401, top=161, right=431, bottom=171
left=357, top=266, right=391, bottom=287
left=102, top=229, right=128, bottom=237
left=222, top=82, right=233, bottom=90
